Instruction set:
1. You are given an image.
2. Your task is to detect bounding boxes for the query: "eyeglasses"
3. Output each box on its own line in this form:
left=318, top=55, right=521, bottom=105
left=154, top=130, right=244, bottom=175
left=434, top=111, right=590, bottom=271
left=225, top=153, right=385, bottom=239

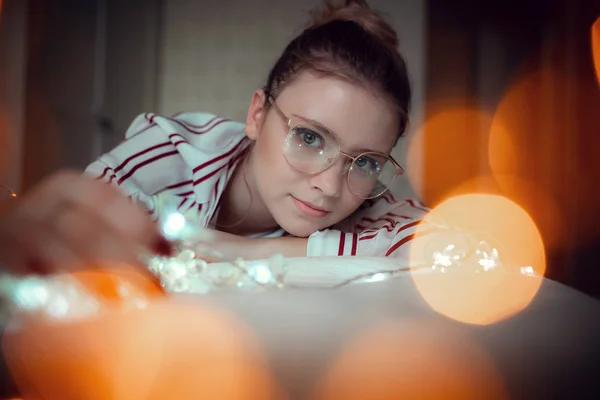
left=268, top=97, right=404, bottom=199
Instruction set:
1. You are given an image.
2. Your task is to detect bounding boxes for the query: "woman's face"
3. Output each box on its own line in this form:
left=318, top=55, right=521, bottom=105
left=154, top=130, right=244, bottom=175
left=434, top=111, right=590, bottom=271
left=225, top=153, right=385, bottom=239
left=245, top=71, right=399, bottom=237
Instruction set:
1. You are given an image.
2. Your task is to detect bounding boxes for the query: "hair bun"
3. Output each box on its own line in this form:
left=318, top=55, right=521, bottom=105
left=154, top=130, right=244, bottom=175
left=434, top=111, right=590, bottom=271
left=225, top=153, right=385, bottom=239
left=308, top=0, right=399, bottom=51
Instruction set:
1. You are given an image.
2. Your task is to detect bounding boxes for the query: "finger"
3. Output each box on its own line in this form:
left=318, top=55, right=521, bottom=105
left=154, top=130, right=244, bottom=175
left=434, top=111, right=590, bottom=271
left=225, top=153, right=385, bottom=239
left=0, top=210, right=85, bottom=276
left=190, top=244, right=227, bottom=263
left=30, top=171, right=171, bottom=255
left=49, top=198, right=150, bottom=270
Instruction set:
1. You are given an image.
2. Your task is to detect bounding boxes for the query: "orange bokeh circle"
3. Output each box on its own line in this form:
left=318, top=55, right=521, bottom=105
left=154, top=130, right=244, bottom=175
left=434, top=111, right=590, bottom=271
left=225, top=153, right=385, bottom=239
left=592, top=17, right=600, bottom=84
left=489, top=65, right=600, bottom=249
left=3, top=298, right=279, bottom=399
left=409, top=193, right=545, bottom=325
left=406, top=104, right=493, bottom=207
left=313, top=320, right=508, bottom=399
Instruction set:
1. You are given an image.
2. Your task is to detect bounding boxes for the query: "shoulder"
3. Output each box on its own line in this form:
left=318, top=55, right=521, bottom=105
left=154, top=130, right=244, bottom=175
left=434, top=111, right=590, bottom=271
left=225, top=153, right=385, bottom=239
left=359, top=192, right=429, bottom=215
left=335, top=193, right=430, bottom=232
left=125, top=111, right=247, bottom=151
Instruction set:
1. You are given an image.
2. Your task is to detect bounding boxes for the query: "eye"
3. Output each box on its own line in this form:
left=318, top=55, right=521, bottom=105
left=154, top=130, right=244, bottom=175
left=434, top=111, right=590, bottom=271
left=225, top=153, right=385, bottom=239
left=354, top=156, right=381, bottom=174
left=295, top=128, right=323, bottom=148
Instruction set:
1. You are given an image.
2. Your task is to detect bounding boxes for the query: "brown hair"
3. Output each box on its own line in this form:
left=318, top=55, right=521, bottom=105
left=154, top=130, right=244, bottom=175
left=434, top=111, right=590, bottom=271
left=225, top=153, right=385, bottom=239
left=263, top=0, right=411, bottom=137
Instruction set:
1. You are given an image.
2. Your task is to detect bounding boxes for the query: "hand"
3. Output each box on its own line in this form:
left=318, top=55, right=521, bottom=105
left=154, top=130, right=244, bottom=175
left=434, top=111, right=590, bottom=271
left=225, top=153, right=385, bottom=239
left=0, top=170, right=171, bottom=276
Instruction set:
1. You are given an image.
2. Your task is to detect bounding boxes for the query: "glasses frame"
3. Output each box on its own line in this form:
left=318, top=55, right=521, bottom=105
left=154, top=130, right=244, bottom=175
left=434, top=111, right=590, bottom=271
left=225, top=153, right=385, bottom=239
left=267, top=96, right=404, bottom=200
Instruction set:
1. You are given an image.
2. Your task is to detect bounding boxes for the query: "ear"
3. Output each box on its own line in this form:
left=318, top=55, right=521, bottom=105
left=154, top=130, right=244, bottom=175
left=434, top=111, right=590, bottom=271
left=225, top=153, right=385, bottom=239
left=245, top=89, right=267, bottom=140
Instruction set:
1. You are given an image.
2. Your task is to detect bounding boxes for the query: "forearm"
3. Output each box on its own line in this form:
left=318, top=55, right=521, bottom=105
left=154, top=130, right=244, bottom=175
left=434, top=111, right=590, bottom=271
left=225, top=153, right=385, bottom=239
left=253, top=237, right=308, bottom=260
left=198, top=231, right=308, bottom=261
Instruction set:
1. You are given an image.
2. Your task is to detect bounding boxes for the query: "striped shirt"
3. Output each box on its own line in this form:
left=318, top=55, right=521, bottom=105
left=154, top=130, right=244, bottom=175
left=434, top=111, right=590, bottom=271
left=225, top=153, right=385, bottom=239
left=84, top=112, right=430, bottom=259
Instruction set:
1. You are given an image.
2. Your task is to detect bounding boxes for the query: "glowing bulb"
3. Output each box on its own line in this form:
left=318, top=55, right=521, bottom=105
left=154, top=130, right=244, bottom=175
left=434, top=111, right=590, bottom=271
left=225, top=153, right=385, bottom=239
left=368, top=273, right=387, bottom=283
left=249, top=264, right=275, bottom=285
left=162, top=212, right=187, bottom=239
left=520, top=266, right=535, bottom=276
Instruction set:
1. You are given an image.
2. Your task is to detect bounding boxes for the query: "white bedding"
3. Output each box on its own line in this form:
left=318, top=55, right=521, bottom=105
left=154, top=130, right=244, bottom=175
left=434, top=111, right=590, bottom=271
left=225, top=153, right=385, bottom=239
left=210, top=256, right=415, bottom=288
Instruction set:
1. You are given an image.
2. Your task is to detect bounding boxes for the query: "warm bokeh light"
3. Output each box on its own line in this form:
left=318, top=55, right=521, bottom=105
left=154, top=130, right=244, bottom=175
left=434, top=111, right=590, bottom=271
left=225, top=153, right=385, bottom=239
left=3, top=300, right=279, bottom=399
left=409, top=193, right=546, bottom=325
left=489, top=66, right=600, bottom=250
left=406, top=104, right=493, bottom=207
left=444, top=175, right=563, bottom=251
left=593, top=17, right=600, bottom=84
left=312, top=320, right=508, bottom=399
left=69, top=266, right=165, bottom=303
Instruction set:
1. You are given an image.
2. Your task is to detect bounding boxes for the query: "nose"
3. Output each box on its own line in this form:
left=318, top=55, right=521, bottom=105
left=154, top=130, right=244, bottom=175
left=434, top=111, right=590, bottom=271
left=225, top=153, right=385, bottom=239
left=308, top=158, right=347, bottom=197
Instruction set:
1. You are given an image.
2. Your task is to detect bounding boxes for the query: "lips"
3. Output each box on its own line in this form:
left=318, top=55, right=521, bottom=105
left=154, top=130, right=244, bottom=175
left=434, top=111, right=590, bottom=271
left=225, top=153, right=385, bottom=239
left=291, top=196, right=330, bottom=218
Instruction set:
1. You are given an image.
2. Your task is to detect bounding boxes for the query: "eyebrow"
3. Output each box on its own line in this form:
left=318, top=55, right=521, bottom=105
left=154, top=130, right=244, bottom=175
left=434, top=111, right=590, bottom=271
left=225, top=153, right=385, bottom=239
left=293, top=113, right=390, bottom=155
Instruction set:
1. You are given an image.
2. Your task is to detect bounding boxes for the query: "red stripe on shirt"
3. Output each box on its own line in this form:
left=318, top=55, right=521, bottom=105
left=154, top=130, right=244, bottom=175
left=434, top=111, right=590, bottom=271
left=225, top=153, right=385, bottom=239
left=116, top=133, right=185, bottom=174
left=385, top=229, right=436, bottom=257
left=213, top=177, right=221, bottom=202
left=359, top=224, right=396, bottom=240
left=117, top=117, right=232, bottom=177
left=167, top=113, right=220, bottom=129
left=193, top=164, right=225, bottom=186
left=117, top=150, right=179, bottom=185
left=120, top=136, right=246, bottom=190
left=359, top=220, right=421, bottom=242
left=168, top=133, right=185, bottom=140
left=163, top=180, right=193, bottom=191
left=114, top=142, right=173, bottom=173
left=387, top=212, right=412, bottom=219
left=95, top=167, right=110, bottom=180
left=381, top=195, right=395, bottom=204
left=406, top=199, right=429, bottom=213
left=131, top=122, right=156, bottom=137
left=360, top=216, right=401, bottom=227
left=338, top=233, right=346, bottom=256
left=384, top=233, right=416, bottom=256
left=174, top=115, right=219, bottom=129
left=350, top=233, right=358, bottom=256
left=192, top=141, right=249, bottom=186
left=168, top=117, right=228, bottom=135
left=127, top=113, right=158, bottom=139
left=192, top=137, right=248, bottom=173
left=177, top=198, right=188, bottom=210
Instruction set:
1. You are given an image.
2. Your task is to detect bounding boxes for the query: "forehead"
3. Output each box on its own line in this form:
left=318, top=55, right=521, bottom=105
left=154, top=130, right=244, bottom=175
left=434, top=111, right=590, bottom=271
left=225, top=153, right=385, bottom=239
left=274, top=72, right=399, bottom=154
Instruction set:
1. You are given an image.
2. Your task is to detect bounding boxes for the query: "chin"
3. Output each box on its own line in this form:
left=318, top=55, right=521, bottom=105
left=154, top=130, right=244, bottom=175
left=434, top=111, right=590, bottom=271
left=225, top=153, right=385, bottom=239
left=276, top=216, right=323, bottom=238
left=281, top=224, right=318, bottom=238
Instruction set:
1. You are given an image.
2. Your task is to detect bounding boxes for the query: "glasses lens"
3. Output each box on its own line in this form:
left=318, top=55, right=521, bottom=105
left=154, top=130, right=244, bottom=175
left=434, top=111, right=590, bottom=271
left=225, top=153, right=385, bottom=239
left=283, top=120, right=340, bottom=173
left=348, top=152, right=399, bottom=199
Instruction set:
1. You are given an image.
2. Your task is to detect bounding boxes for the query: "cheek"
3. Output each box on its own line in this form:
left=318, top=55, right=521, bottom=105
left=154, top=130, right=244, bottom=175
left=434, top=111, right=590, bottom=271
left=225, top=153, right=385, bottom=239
left=253, top=130, right=295, bottom=189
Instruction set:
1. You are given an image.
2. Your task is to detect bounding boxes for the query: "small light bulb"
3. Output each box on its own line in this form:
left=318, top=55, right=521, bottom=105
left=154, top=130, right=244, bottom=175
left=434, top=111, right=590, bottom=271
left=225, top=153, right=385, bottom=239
left=162, top=212, right=187, bottom=239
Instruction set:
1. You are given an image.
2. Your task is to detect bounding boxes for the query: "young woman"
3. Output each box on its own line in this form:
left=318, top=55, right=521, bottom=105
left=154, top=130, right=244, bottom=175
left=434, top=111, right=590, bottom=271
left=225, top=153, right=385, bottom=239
left=84, top=0, right=429, bottom=262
